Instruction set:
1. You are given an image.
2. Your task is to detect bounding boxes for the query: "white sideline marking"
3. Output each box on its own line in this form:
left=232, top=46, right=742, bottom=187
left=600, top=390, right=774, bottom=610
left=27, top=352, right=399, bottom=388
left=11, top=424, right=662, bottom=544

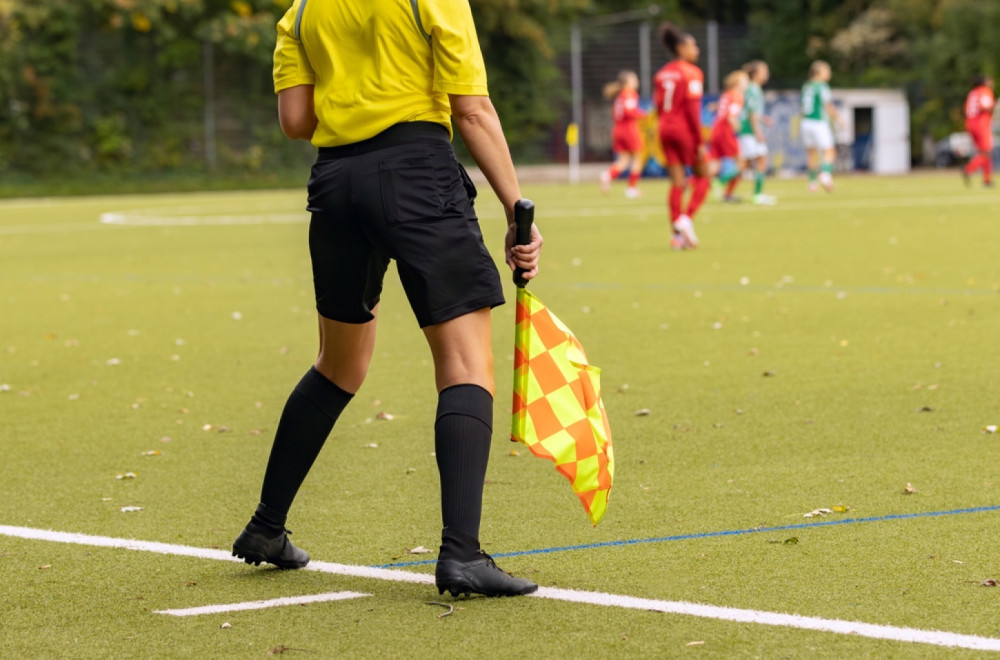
left=154, top=591, right=370, bottom=617
left=99, top=211, right=306, bottom=226
left=2, top=524, right=1000, bottom=651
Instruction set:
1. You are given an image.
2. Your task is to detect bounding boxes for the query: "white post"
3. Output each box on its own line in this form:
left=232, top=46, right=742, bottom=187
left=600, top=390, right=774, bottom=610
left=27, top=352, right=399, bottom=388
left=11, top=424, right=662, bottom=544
left=638, top=20, right=652, bottom=99
left=706, top=19, right=719, bottom=95
left=203, top=39, right=216, bottom=171
left=569, top=21, right=583, bottom=184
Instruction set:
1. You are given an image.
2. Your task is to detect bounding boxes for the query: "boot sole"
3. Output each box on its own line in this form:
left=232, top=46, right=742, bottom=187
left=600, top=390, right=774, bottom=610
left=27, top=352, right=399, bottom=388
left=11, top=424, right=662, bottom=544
left=436, top=578, right=538, bottom=598
left=232, top=545, right=308, bottom=570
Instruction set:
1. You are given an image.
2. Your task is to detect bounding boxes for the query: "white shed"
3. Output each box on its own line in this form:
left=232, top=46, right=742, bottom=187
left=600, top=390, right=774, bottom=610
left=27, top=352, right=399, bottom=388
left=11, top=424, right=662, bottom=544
left=764, top=88, right=911, bottom=175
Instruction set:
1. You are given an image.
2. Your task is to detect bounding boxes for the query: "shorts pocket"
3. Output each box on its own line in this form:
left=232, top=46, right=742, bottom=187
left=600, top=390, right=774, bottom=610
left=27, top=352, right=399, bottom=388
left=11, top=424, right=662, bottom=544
left=379, top=153, right=448, bottom=225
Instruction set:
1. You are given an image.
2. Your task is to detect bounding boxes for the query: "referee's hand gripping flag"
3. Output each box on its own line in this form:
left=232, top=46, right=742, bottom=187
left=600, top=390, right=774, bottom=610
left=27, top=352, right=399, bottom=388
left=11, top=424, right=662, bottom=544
left=510, top=200, right=614, bottom=526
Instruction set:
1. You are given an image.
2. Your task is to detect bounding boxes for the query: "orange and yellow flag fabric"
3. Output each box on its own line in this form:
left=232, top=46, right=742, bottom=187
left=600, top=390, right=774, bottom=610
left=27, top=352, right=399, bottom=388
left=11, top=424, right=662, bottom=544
left=511, top=287, right=614, bottom=526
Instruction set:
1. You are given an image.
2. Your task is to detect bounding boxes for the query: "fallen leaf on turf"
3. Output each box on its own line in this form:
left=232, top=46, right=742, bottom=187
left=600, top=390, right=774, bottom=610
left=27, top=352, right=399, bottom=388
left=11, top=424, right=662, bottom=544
left=39, top=564, right=51, bottom=570
left=375, top=411, right=395, bottom=420
left=106, top=358, right=120, bottom=366
left=803, top=508, right=838, bottom=518
left=831, top=505, right=850, bottom=513
left=509, top=449, right=519, bottom=456
left=748, top=347, right=758, bottom=356
left=982, top=579, right=999, bottom=587
left=363, top=443, right=378, bottom=449
left=115, top=472, right=138, bottom=480
left=249, top=429, right=264, bottom=435
left=784, top=537, right=799, bottom=545
left=0, top=384, right=10, bottom=392
left=617, top=383, right=629, bottom=393
left=220, top=622, right=231, bottom=629
left=407, top=546, right=433, bottom=554
left=917, top=406, right=933, bottom=412
left=927, top=384, right=939, bottom=390
left=686, top=641, right=705, bottom=646
left=141, top=450, right=161, bottom=457
left=904, top=483, right=917, bottom=494
left=984, top=425, right=998, bottom=434
left=120, top=506, right=143, bottom=512
left=953, top=560, right=965, bottom=564
left=634, top=408, right=651, bottom=416
left=763, top=370, right=775, bottom=377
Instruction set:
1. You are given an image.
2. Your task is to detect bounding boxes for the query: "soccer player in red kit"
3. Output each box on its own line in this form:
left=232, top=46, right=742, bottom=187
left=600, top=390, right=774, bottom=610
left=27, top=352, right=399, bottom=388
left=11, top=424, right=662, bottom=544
left=600, top=70, right=646, bottom=198
left=653, top=22, right=708, bottom=249
left=964, top=75, right=995, bottom=188
left=708, top=70, right=749, bottom=203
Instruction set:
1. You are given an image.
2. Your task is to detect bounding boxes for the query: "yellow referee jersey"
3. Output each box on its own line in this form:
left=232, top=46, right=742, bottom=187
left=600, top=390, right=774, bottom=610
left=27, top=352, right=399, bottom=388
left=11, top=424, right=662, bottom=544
left=273, top=0, right=489, bottom=147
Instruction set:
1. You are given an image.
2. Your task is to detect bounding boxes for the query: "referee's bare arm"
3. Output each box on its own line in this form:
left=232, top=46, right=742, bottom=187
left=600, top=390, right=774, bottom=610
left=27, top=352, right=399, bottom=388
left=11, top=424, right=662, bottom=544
left=278, top=85, right=318, bottom=140
left=450, top=94, right=542, bottom=279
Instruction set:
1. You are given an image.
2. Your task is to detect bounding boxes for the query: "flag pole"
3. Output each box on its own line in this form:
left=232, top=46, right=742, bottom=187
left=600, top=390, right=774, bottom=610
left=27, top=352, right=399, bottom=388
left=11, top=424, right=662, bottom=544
left=512, top=199, right=534, bottom=444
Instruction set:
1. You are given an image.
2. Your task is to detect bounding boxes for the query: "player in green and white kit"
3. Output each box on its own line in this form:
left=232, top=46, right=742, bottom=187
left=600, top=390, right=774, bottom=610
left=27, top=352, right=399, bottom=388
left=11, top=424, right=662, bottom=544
left=737, top=60, right=775, bottom=205
left=801, top=60, right=840, bottom=192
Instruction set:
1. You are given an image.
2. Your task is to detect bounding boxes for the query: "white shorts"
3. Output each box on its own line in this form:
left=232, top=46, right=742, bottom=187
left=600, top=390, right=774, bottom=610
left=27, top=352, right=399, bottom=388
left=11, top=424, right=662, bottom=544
left=801, top=118, right=834, bottom=150
left=738, top=134, right=768, bottom=160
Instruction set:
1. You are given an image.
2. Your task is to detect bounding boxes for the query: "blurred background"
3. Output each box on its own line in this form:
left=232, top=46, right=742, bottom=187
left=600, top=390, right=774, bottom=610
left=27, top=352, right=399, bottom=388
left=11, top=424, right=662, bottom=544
left=1, top=0, right=998, bottom=194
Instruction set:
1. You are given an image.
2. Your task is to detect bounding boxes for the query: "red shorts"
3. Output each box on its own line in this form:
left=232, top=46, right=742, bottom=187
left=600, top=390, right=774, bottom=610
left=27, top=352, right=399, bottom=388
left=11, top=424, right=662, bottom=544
left=708, top=126, right=738, bottom=159
left=659, top=128, right=699, bottom=167
left=967, top=122, right=993, bottom=152
left=612, top=124, right=643, bottom=154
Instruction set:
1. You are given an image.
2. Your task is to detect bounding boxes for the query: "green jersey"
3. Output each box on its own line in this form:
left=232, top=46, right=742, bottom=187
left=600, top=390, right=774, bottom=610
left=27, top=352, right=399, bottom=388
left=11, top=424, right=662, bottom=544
left=801, top=80, right=831, bottom=121
left=738, top=82, right=764, bottom=135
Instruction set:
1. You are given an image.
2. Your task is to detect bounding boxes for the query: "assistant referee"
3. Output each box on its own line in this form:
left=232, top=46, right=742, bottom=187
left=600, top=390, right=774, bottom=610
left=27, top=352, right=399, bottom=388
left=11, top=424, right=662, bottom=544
left=231, top=0, right=543, bottom=598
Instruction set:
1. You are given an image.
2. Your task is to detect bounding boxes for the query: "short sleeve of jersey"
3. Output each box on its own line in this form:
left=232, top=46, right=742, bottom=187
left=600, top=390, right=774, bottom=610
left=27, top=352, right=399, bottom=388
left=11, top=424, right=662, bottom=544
left=272, top=1, right=315, bottom=94
left=820, top=83, right=832, bottom=104
left=423, top=0, right=489, bottom=96
left=983, top=90, right=995, bottom=109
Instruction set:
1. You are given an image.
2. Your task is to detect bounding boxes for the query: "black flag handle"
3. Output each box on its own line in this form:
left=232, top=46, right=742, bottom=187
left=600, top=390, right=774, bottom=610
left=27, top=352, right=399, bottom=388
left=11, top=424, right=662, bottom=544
left=512, top=198, right=534, bottom=288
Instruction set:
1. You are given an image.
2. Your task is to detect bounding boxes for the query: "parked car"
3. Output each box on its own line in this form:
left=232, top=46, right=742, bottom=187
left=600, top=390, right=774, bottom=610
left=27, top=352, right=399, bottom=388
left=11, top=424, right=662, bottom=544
left=935, top=132, right=974, bottom=167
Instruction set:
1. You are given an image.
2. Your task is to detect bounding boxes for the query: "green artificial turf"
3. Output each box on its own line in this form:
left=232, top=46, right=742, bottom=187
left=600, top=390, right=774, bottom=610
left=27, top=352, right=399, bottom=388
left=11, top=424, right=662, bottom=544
left=2, top=174, right=1000, bottom=658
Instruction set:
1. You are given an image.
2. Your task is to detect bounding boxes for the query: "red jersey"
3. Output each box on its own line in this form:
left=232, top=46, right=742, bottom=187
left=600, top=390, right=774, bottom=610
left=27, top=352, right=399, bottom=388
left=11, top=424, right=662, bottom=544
left=653, top=60, right=704, bottom=139
left=611, top=87, right=644, bottom=154
left=966, top=85, right=994, bottom=128
left=613, top=88, right=643, bottom=126
left=712, top=89, right=744, bottom=131
left=709, top=89, right=743, bottom=158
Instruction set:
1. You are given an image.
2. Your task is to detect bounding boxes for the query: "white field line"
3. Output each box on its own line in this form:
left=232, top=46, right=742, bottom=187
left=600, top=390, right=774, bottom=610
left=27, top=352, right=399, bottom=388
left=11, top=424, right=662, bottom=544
left=0, top=192, right=994, bottom=236
left=3, top=525, right=1000, bottom=651
left=99, top=211, right=306, bottom=226
left=154, top=591, right=370, bottom=617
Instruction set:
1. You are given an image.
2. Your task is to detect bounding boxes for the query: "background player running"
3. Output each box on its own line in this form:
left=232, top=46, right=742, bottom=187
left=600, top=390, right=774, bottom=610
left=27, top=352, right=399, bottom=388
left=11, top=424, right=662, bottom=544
left=653, top=22, right=708, bottom=250
left=801, top=60, right=840, bottom=192
left=963, top=75, right=995, bottom=188
left=600, top=70, right=646, bottom=198
left=737, top=60, right=776, bottom=205
left=708, top=70, right=748, bottom=203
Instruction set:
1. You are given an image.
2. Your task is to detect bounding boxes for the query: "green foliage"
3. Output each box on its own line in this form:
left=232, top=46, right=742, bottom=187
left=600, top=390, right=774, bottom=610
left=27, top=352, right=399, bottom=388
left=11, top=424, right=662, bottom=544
left=4, top=0, right=1000, bottom=180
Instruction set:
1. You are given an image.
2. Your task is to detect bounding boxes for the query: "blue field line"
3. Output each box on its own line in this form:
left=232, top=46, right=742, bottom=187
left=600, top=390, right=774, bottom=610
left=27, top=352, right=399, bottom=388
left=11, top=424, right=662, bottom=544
left=566, top=280, right=1000, bottom=297
left=373, top=504, right=1000, bottom=569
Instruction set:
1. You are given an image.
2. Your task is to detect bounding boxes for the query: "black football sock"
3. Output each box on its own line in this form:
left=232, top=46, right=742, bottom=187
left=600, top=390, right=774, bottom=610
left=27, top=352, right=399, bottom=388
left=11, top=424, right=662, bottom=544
left=435, top=384, right=493, bottom=558
left=257, top=367, right=353, bottom=519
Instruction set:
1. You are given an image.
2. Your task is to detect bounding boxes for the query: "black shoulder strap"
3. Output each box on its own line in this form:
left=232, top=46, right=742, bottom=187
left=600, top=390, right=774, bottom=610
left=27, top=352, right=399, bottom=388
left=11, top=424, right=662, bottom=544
left=410, top=0, right=432, bottom=43
left=294, top=0, right=309, bottom=40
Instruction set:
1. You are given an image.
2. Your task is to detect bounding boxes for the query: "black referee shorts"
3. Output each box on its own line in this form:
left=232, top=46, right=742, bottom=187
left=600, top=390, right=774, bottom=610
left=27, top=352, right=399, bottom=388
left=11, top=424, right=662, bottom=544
left=305, top=122, right=504, bottom=328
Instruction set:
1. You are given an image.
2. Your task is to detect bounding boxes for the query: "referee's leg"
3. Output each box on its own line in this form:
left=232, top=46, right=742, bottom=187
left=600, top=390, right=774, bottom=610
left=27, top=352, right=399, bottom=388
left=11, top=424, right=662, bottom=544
left=232, top=314, right=374, bottom=569
left=423, top=308, right=537, bottom=597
